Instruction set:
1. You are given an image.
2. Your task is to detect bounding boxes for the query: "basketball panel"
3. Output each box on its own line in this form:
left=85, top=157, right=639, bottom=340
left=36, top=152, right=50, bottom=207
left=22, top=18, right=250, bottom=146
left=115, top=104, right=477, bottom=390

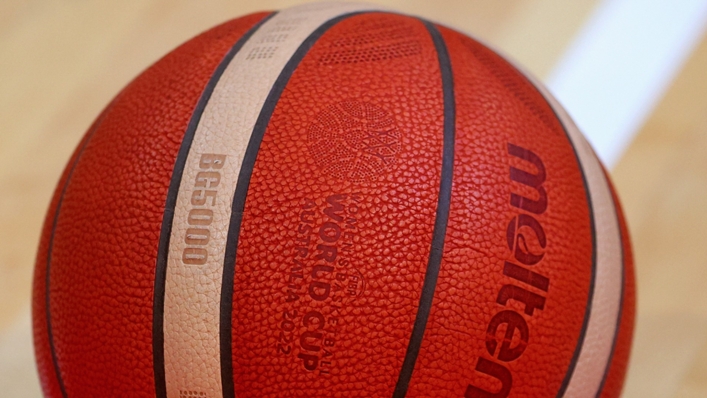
left=32, top=105, right=113, bottom=398
left=34, top=12, right=271, bottom=397
left=404, top=26, right=594, bottom=397
left=229, top=12, right=446, bottom=397
left=597, top=174, right=636, bottom=398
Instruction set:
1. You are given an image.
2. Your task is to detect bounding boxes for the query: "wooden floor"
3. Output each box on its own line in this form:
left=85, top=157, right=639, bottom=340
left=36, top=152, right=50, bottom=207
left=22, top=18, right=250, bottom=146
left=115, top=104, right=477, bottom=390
left=0, top=1, right=704, bottom=396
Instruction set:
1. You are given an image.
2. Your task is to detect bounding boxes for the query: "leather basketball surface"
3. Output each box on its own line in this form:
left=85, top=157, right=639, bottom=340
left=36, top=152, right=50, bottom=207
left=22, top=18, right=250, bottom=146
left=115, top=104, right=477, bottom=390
left=32, top=3, right=634, bottom=398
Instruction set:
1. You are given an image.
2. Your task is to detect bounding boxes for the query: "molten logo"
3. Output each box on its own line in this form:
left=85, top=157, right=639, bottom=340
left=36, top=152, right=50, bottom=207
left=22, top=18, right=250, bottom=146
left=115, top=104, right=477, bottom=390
left=466, top=144, right=551, bottom=398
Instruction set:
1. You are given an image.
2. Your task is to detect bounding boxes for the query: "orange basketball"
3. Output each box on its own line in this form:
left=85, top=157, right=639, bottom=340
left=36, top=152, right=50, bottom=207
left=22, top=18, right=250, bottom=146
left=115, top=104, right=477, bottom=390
left=32, top=3, right=635, bottom=397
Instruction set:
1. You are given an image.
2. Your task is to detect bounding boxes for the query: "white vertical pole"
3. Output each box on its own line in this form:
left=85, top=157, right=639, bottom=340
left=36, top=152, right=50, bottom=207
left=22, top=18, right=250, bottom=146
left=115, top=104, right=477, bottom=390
left=546, top=0, right=707, bottom=168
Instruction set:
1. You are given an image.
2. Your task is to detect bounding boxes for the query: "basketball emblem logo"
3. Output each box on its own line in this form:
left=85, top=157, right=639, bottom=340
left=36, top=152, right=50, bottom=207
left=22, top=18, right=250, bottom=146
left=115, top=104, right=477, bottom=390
left=307, top=101, right=401, bottom=182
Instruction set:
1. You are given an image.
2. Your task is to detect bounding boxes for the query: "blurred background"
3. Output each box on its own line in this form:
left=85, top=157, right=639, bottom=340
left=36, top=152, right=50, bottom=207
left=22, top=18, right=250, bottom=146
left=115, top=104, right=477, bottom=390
left=1, top=0, right=706, bottom=396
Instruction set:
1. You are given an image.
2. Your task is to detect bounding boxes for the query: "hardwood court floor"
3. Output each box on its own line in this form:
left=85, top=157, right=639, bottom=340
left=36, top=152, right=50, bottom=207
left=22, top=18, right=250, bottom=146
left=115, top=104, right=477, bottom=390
left=0, top=1, right=704, bottom=396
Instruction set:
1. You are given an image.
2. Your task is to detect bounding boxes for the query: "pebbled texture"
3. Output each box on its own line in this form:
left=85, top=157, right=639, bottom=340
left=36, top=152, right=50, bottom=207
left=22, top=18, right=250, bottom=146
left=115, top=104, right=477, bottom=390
left=32, top=106, right=112, bottom=398
left=230, top=13, right=444, bottom=397
left=32, top=12, right=271, bottom=397
left=403, top=27, right=594, bottom=397
left=527, top=65, right=628, bottom=397
left=598, top=174, right=636, bottom=398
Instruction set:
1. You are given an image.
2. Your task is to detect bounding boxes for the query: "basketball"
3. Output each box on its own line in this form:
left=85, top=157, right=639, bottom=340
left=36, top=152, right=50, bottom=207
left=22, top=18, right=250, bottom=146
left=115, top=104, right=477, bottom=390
left=32, top=3, right=635, bottom=397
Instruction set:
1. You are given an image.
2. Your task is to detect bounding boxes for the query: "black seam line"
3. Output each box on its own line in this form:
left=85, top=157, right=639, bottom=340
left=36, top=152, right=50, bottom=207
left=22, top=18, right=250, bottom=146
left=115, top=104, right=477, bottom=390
left=392, top=19, right=455, bottom=398
left=45, top=102, right=115, bottom=398
left=595, top=182, right=627, bottom=398
left=550, top=122, right=597, bottom=396
left=151, top=12, right=276, bottom=398
left=218, top=11, right=369, bottom=398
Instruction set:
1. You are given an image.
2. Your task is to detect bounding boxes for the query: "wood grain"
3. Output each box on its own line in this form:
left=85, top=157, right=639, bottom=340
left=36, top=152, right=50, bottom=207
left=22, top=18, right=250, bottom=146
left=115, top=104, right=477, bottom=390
left=615, top=30, right=707, bottom=398
left=3, top=1, right=704, bottom=397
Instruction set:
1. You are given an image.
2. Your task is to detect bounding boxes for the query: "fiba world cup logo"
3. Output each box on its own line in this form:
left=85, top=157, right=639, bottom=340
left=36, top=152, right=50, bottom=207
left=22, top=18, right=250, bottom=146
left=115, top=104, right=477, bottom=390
left=307, top=101, right=401, bottom=182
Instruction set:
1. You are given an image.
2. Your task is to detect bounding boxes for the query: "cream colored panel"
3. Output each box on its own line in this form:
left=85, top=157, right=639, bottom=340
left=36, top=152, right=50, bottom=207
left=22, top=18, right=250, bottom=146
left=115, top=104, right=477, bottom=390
left=528, top=74, right=624, bottom=396
left=162, top=2, right=382, bottom=397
